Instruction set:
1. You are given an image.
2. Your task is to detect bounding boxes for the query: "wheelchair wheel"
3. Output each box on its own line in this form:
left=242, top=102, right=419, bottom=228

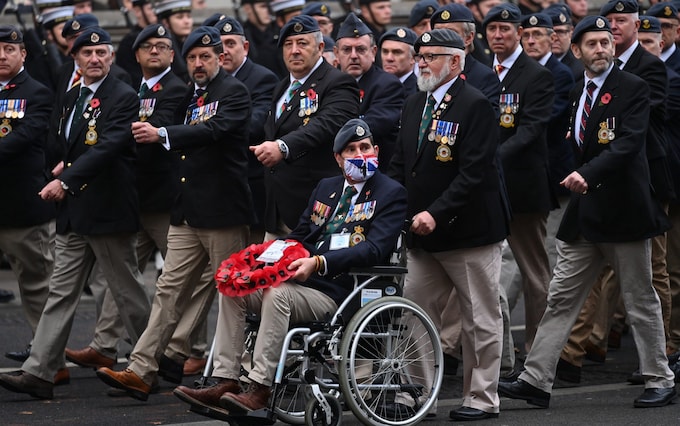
left=338, top=297, right=443, bottom=426
left=272, top=359, right=307, bottom=425
left=304, top=393, right=343, bottom=426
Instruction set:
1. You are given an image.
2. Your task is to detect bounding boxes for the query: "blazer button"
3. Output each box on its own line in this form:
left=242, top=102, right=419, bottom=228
left=66, top=162, right=72, bottom=167
left=180, top=177, right=186, bottom=183
left=181, top=155, right=186, bottom=160
left=411, top=172, right=416, bottom=178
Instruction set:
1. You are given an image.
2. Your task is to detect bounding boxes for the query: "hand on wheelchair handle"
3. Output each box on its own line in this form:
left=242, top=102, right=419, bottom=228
left=410, top=211, right=436, bottom=236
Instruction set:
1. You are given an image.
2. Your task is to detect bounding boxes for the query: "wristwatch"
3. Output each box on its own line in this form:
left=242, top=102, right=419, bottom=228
left=59, top=180, right=69, bottom=191
left=277, top=139, right=289, bottom=159
left=157, top=127, right=168, bottom=139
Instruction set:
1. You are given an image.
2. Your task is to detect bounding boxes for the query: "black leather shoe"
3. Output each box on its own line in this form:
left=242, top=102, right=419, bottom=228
left=669, top=359, right=680, bottom=383
left=0, top=289, right=15, bottom=303
left=628, top=369, right=644, bottom=385
left=5, top=345, right=31, bottom=362
left=499, top=368, right=522, bottom=383
left=634, top=387, right=677, bottom=408
left=379, top=402, right=416, bottom=420
left=498, top=379, right=550, bottom=408
left=0, top=371, right=53, bottom=399
left=556, top=358, right=581, bottom=383
left=449, top=406, right=499, bottom=421
left=159, top=355, right=183, bottom=384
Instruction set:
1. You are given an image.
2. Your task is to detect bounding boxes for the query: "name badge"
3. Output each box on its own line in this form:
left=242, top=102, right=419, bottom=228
left=256, top=239, right=294, bottom=263
left=330, top=233, right=350, bottom=250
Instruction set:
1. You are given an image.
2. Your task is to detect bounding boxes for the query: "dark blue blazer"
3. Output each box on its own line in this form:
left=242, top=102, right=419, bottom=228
left=358, top=65, right=404, bottom=168
left=462, top=54, right=500, bottom=118
left=560, top=50, right=585, bottom=80
left=544, top=54, right=575, bottom=198
left=402, top=72, right=418, bottom=97
left=664, top=65, right=680, bottom=204
left=664, top=46, right=680, bottom=75
left=0, top=70, right=55, bottom=227
left=287, top=171, right=407, bottom=305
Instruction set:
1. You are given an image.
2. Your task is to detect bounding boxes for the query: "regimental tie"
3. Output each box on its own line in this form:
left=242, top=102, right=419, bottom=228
left=418, top=95, right=436, bottom=150
left=578, top=81, right=596, bottom=148
left=190, top=88, right=206, bottom=106
left=324, top=185, right=358, bottom=234
left=70, top=68, right=82, bottom=90
left=139, top=82, right=149, bottom=98
left=277, top=80, right=301, bottom=119
left=70, top=86, right=92, bottom=135
left=494, top=64, right=505, bottom=76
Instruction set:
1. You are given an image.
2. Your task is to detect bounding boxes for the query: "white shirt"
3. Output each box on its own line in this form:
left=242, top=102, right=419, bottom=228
left=616, top=40, right=639, bottom=69
left=493, top=45, right=523, bottom=81
left=140, top=67, right=171, bottom=93
left=65, top=76, right=105, bottom=140
left=574, top=63, right=613, bottom=145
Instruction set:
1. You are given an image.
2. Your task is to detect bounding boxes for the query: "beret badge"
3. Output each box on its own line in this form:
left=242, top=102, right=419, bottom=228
left=501, top=9, right=509, bottom=19
left=157, top=26, right=166, bottom=36
left=442, top=10, right=450, bottom=20
left=356, top=126, right=365, bottom=137
left=397, top=28, right=406, bottom=37
left=10, top=31, right=17, bottom=40
left=91, top=32, right=99, bottom=43
left=422, top=32, right=431, bottom=43
left=529, top=15, right=538, bottom=25
left=72, top=20, right=80, bottom=31
left=201, top=34, right=210, bottom=44
left=615, top=2, right=624, bottom=12
left=596, top=17, right=606, bottom=28
left=294, top=22, right=303, bottom=32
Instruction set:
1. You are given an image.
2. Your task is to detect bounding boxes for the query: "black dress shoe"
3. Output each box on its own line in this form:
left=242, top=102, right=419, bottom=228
left=449, top=406, right=499, bottom=421
left=499, top=368, right=522, bottom=383
left=498, top=379, right=550, bottom=408
left=0, top=289, right=15, bottom=303
left=556, top=358, right=581, bottom=383
left=159, top=355, right=183, bottom=384
left=379, top=402, right=416, bottom=420
left=634, top=387, right=677, bottom=408
left=0, top=371, right=53, bottom=399
left=5, top=345, right=31, bottom=362
left=628, top=369, right=644, bottom=385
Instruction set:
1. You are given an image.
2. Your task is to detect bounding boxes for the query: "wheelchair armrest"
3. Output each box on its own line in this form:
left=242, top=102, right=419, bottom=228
left=348, top=265, right=408, bottom=276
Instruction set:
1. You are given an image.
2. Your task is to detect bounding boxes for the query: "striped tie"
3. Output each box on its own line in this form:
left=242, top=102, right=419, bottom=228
left=278, top=80, right=301, bottom=119
left=69, top=69, right=82, bottom=90
left=578, top=81, right=596, bottom=148
left=418, top=95, right=436, bottom=150
left=494, top=64, right=505, bottom=76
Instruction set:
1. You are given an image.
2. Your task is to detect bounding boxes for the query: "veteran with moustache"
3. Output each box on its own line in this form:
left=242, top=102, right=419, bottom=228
left=388, top=29, right=510, bottom=421
left=64, top=24, right=188, bottom=373
left=499, top=16, right=677, bottom=410
left=0, top=27, right=150, bottom=400
left=335, top=13, right=404, bottom=167
left=174, top=118, right=407, bottom=417
left=252, top=15, right=360, bottom=240
left=96, top=26, right=254, bottom=401
left=0, top=26, right=55, bottom=367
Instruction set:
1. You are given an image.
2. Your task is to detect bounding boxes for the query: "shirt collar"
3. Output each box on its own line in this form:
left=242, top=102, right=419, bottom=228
left=661, top=42, right=676, bottom=63
left=538, top=52, right=551, bottom=66
left=616, top=40, right=639, bottom=68
left=141, top=67, right=171, bottom=91
left=428, top=76, right=458, bottom=107
left=289, top=57, right=324, bottom=86
left=231, top=57, right=248, bottom=77
left=494, top=44, right=523, bottom=69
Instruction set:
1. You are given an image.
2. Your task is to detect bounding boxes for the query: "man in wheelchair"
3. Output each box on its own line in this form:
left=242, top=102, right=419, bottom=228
left=174, top=118, right=408, bottom=417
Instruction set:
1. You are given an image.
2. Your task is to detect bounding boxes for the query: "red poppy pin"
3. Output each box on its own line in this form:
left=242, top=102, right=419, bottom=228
left=197, top=93, right=207, bottom=107
left=89, top=98, right=100, bottom=108
left=600, top=93, right=611, bottom=106
left=2, top=84, right=15, bottom=91
left=152, top=83, right=163, bottom=92
left=307, top=88, right=317, bottom=100
left=359, top=89, right=364, bottom=102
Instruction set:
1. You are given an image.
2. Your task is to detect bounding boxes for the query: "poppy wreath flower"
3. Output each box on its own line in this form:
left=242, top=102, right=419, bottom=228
left=197, top=92, right=208, bottom=107
left=152, top=83, right=163, bottom=92
left=599, top=93, right=611, bottom=106
left=215, top=240, right=310, bottom=297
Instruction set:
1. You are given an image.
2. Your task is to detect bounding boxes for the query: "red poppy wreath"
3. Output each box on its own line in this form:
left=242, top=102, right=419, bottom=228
left=215, top=240, right=310, bottom=297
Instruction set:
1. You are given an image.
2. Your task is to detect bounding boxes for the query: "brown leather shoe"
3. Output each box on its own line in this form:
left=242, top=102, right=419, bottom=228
left=96, top=367, right=151, bottom=401
left=584, top=340, right=606, bottom=363
left=219, top=381, right=271, bottom=414
left=183, top=357, right=208, bottom=376
left=54, top=368, right=70, bottom=386
left=65, top=347, right=115, bottom=369
left=174, top=378, right=241, bottom=409
left=0, top=371, right=53, bottom=399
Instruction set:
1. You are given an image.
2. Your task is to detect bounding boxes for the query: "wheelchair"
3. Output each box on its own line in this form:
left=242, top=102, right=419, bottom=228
left=190, top=234, right=444, bottom=426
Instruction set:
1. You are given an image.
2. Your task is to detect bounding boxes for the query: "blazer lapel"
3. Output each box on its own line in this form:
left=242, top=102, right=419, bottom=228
left=500, top=52, right=526, bottom=91
left=275, top=62, right=329, bottom=131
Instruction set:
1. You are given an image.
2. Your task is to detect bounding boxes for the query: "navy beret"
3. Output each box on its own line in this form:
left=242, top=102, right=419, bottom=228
left=483, top=4, right=521, bottom=29
left=571, top=15, right=611, bottom=43
left=415, top=28, right=465, bottom=52
left=359, top=0, right=388, bottom=5
left=521, top=13, right=553, bottom=29
left=543, top=3, right=572, bottom=26
left=323, top=35, right=335, bottom=52
left=61, top=13, right=99, bottom=38
left=600, top=0, right=639, bottom=16
left=336, top=12, right=372, bottom=40
left=647, top=2, right=679, bottom=20
left=278, top=15, right=320, bottom=47
left=181, top=26, right=221, bottom=57
left=639, top=15, right=662, bottom=33
left=0, top=25, right=23, bottom=44
left=71, top=27, right=112, bottom=54
left=430, top=4, right=474, bottom=26
left=154, top=0, right=192, bottom=20
left=380, top=27, right=418, bottom=46
left=302, top=2, right=332, bottom=18
left=215, top=17, right=245, bottom=36
left=334, top=118, right=373, bottom=153
left=409, top=0, right=439, bottom=28
left=132, top=24, right=172, bottom=51
left=202, top=13, right=228, bottom=27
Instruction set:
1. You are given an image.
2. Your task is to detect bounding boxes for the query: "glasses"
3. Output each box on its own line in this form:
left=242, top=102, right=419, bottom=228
left=138, top=42, right=172, bottom=53
left=554, top=29, right=571, bottom=37
left=338, top=45, right=371, bottom=56
left=414, top=53, right=452, bottom=63
left=521, top=31, right=549, bottom=40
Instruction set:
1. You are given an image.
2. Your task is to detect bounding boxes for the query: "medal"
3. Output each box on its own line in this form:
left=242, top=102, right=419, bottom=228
left=350, top=226, right=365, bottom=246
left=441, top=136, right=449, bottom=144
left=0, top=118, right=11, bottom=137
left=436, top=144, right=452, bottom=162
left=85, top=125, right=98, bottom=145
left=500, top=113, right=514, bottom=128
left=428, top=132, right=435, bottom=141
left=298, top=109, right=305, bottom=117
